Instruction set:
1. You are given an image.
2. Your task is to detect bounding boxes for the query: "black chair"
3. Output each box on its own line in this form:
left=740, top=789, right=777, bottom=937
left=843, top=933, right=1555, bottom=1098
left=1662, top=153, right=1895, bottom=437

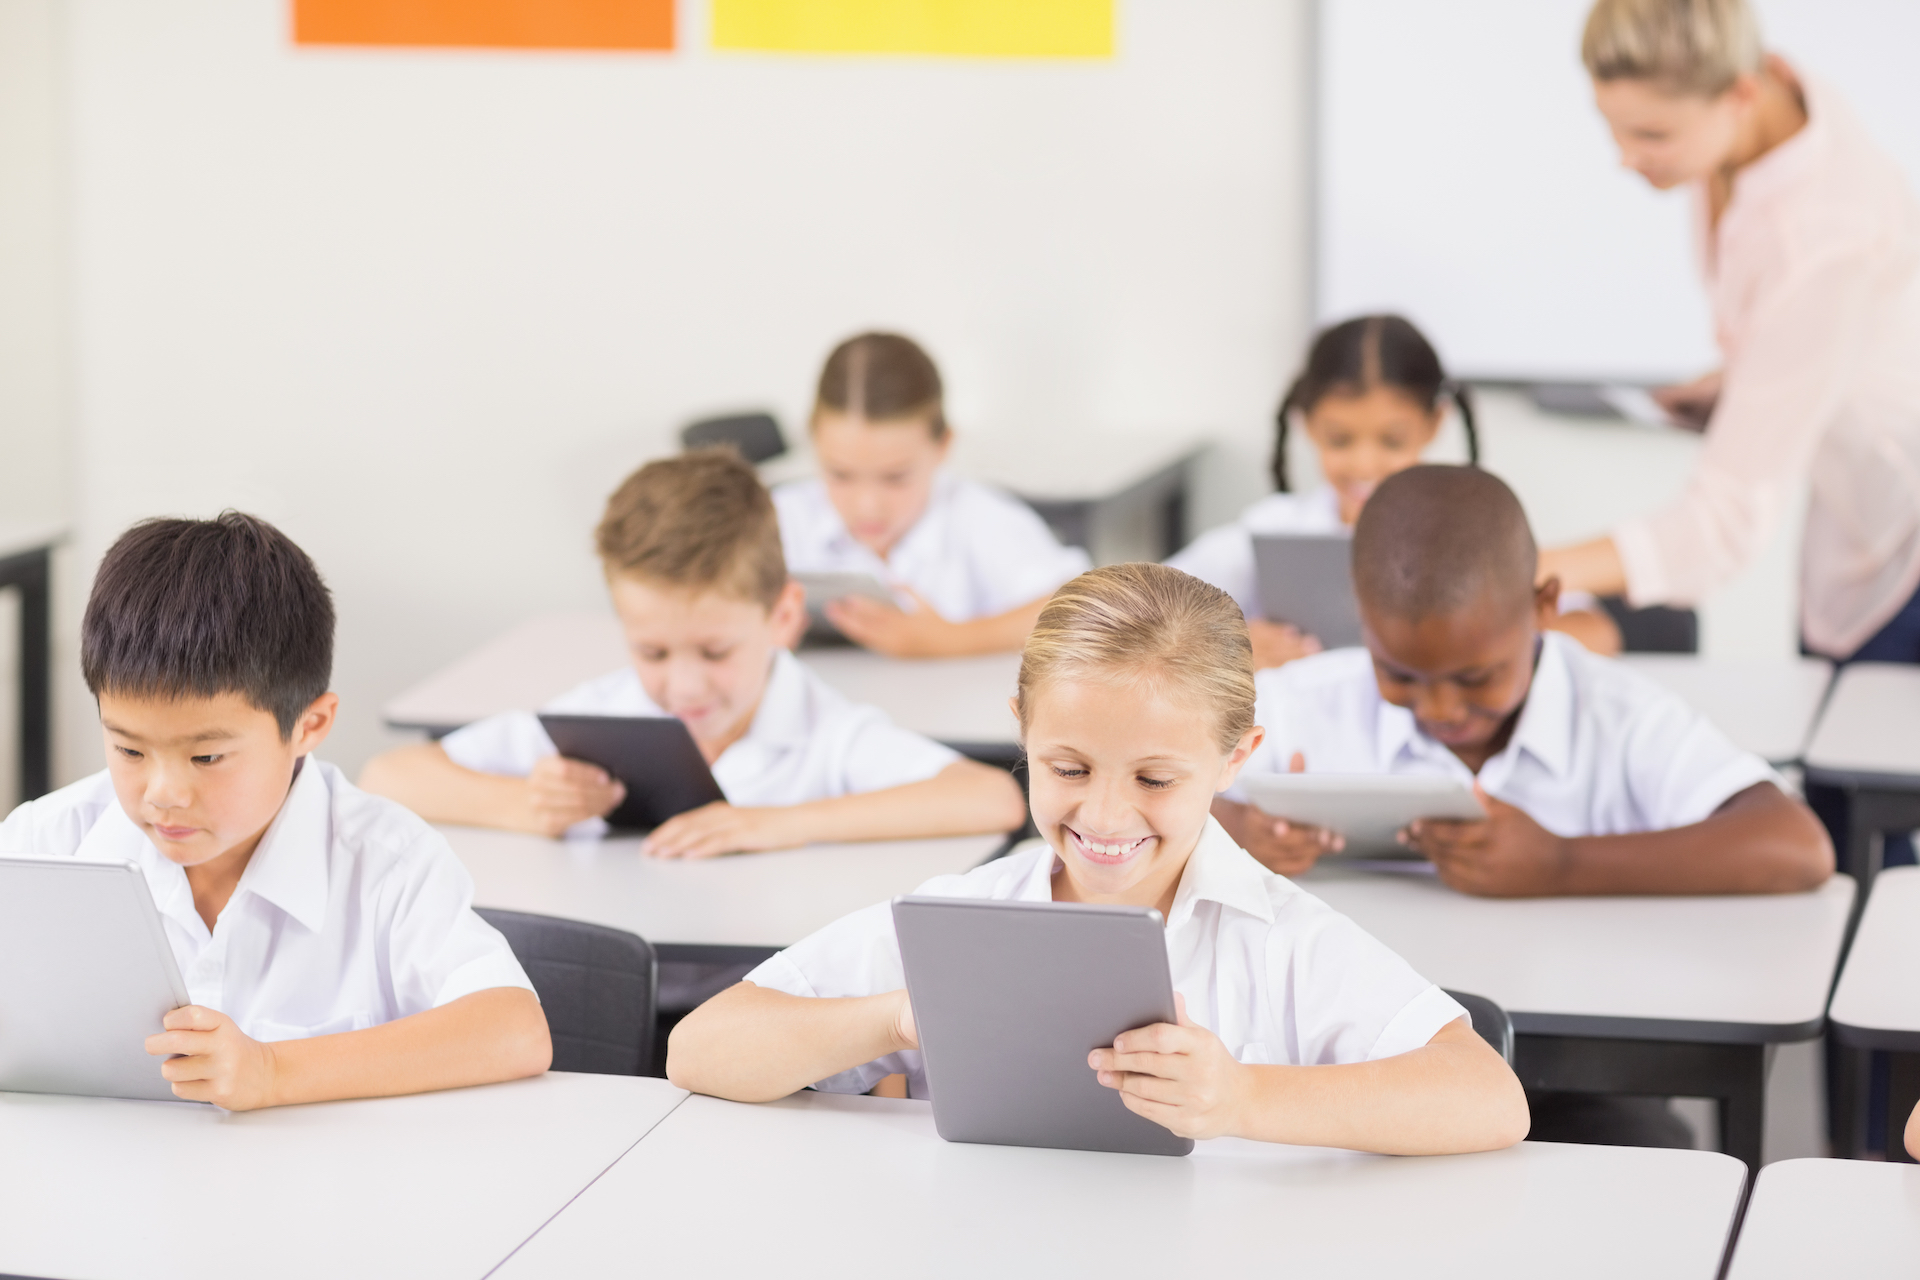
left=1600, top=596, right=1699, bottom=653
left=681, top=412, right=787, bottom=465
left=1443, top=989, right=1515, bottom=1065
left=477, top=908, right=657, bottom=1076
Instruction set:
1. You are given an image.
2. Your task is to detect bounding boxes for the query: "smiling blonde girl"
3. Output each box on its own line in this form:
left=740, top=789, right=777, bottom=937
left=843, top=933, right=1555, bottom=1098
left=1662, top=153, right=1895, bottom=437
left=668, top=563, right=1527, bottom=1154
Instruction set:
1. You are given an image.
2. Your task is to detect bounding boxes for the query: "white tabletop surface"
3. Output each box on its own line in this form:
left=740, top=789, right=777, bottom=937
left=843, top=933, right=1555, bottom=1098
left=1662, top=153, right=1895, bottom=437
left=383, top=610, right=1023, bottom=747
left=1804, top=661, right=1920, bottom=780
left=446, top=824, right=1004, bottom=949
left=1300, top=866, right=1855, bottom=1040
left=0, top=522, right=63, bottom=561
left=495, top=1090, right=1744, bottom=1280
left=1828, top=864, right=1920, bottom=1044
left=1618, top=654, right=1832, bottom=764
left=1725, top=1158, right=1920, bottom=1278
left=0, top=1072, right=687, bottom=1280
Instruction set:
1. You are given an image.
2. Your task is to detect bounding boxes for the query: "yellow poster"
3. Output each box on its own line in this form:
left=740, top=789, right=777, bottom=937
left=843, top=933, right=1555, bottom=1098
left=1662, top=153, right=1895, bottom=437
left=711, top=0, right=1112, bottom=58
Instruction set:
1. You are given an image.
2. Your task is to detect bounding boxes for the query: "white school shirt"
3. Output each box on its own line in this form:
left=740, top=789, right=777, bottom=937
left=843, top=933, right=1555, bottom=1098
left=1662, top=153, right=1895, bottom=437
left=440, top=648, right=960, bottom=837
left=774, top=469, right=1092, bottom=622
left=1167, top=484, right=1600, bottom=624
left=1225, top=632, right=1781, bottom=836
left=1166, top=487, right=1345, bottom=619
left=0, top=759, right=533, bottom=1043
left=746, top=816, right=1466, bottom=1099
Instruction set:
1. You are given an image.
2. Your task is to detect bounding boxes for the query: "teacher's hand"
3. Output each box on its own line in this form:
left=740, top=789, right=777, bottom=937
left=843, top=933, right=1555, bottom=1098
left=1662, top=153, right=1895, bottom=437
left=1651, top=370, right=1722, bottom=433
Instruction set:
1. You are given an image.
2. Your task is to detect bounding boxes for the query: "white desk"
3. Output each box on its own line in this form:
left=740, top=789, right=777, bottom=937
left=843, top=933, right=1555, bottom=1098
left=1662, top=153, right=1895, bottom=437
left=496, top=1091, right=1745, bottom=1279
left=0, top=523, right=62, bottom=804
left=445, top=824, right=1003, bottom=949
left=1828, top=864, right=1920, bottom=1158
left=0, top=1072, right=686, bottom=1280
left=1725, top=1158, right=1920, bottom=1278
left=1302, top=866, right=1855, bottom=1169
left=384, top=612, right=1023, bottom=758
left=1618, top=654, right=1832, bottom=765
left=1803, top=662, right=1920, bottom=885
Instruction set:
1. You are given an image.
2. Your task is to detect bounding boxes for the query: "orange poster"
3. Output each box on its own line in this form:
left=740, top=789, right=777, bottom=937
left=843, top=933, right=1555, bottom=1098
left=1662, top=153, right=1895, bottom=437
left=293, top=0, right=675, bottom=51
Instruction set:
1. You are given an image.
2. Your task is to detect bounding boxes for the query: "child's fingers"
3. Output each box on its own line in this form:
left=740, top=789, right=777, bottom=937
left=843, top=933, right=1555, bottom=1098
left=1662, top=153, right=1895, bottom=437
left=159, top=1053, right=216, bottom=1083
left=162, top=1005, right=223, bottom=1033
left=1111, top=1021, right=1188, bottom=1056
left=145, top=1029, right=209, bottom=1057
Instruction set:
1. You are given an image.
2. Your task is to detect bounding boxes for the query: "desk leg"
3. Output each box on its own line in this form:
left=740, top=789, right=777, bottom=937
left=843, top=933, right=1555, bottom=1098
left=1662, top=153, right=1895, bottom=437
left=0, top=547, right=51, bottom=802
left=1888, top=1053, right=1920, bottom=1164
left=1515, top=1034, right=1768, bottom=1170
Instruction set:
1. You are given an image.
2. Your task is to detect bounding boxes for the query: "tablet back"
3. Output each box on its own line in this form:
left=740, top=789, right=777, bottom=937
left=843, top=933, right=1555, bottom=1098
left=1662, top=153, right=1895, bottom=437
left=893, top=896, right=1192, bottom=1157
left=1251, top=534, right=1363, bottom=647
left=0, top=857, right=190, bottom=1102
left=538, top=715, right=726, bottom=831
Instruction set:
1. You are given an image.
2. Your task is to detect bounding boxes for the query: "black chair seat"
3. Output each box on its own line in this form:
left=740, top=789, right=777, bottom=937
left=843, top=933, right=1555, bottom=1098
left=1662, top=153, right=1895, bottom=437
left=477, top=908, right=657, bottom=1076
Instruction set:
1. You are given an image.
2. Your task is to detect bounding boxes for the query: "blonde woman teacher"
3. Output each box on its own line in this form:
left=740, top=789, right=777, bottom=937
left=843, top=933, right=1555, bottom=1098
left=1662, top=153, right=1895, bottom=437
left=1542, top=0, right=1920, bottom=666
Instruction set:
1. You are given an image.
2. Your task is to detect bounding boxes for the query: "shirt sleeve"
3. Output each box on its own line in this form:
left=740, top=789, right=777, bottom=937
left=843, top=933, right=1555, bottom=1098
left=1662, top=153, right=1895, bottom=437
left=1167, top=524, right=1260, bottom=617
left=826, top=704, right=963, bottom=795
left=964, top=488, right=1094, bottom=618
left=439, top=710, right=558, bottom=778
left=1618, top=687, right=1783, bottom=831
left=745, top=900, right=925, bottom=1095
left=0, top=776, right=111, bottom=858
left=1265, top=893, right=1468, bottom=1064
left=380, top=829, right=537, bottom=1014
left=1613, top=241, right=1880, bottom=607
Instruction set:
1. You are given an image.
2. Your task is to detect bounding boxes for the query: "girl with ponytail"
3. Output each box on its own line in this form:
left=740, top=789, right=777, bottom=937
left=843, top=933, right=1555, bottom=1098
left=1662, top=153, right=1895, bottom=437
left=1168, top=315, right=1618, bottom=666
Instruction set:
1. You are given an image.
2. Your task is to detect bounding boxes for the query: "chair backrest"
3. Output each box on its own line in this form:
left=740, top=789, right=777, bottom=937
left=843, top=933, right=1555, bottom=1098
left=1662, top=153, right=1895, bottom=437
left=476, top=908, right=657, bottom=1076
left=1442, top=989, right=1515, bottom=1065
left=680, top=412, right=787, bottom=465
left=1600, top=596, right=1699, bottom=654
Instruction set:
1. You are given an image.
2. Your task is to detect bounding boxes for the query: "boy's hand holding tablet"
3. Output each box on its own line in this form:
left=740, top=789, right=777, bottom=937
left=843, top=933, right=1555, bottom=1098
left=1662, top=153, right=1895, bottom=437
left=146, top=1005, right=280, bottom=1110
left=523, top=755, right=628, bottom=837
left=1401, top=782, right=1571, bottom=897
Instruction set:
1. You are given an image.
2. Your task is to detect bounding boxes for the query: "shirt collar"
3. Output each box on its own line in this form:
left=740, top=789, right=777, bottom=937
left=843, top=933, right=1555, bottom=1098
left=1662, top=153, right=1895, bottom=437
left=734, top=650, right=818, bottom=752
left=228, top=756, right=332, bottom=933
left=1019, top=816, right=1275, bottom=929
left=1368, top=633, right=1573, bottom=780
left=1164, top=816, right=1276, bottom=931
left=1497, top=633, right=1574, bottom=781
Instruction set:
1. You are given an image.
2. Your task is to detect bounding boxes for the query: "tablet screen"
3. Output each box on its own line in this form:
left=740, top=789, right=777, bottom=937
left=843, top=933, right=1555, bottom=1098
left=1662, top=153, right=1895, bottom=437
left=537, top=714, right=726, bottom=831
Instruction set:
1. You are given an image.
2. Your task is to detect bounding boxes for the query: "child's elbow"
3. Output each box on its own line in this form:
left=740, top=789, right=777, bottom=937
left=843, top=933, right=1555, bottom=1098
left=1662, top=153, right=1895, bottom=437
left=1465, top=1066, right=1532, bottom=1153
left=503, top=994, right=553, bottom=1079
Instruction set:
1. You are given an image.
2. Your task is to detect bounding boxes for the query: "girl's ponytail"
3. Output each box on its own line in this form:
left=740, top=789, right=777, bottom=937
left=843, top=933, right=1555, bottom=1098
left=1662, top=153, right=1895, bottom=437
left=1448, top=380, right=1481, bottom=467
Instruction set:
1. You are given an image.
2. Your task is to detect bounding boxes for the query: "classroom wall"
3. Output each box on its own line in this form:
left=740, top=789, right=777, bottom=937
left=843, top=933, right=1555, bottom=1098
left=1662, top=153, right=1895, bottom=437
left=52, top=0, right=1314, bottom=781
left=0, top=0, right=70, bottom=811
left=9, top=0, right=1799, bottom=791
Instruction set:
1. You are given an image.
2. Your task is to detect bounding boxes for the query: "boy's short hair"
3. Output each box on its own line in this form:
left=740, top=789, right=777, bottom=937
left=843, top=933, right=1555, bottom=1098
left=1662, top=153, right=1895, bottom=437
left=594, top=450, right=788, bottom=608
left=82, top=512, right=335, bottom=737
left=1352, top=465, right=1537, bottom=622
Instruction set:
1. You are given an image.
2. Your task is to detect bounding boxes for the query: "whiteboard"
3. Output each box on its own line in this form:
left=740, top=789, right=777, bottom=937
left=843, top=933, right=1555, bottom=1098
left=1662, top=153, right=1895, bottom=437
left=1316, top=0, right=1920, bottom=383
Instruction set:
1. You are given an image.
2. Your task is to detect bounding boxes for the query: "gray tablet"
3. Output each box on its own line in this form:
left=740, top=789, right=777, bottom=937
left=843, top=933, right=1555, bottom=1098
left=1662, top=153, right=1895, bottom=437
left=794, top=572, right=899, bottom=647
left=537, top=714, right=726, bottom=832
left=892, top=895, right=1192, bottom=1157
left=0, top=857, right=192, bottom=1103
left=1251, top=533, right=1363, bottom=647
left=1239, top=772, right=1485, bottom=857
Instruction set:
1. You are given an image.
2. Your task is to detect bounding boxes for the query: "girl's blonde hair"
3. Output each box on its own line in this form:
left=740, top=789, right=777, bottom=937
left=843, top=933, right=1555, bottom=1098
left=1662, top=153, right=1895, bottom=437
left=1016, top=563, right=1255, bottom=755
left=1582, top=0, right=1762, bottom=97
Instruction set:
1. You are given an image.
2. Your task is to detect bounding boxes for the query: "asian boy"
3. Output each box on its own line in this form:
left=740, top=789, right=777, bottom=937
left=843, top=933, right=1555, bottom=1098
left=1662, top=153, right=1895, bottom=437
left=0, top=513, right=551, bottom=1109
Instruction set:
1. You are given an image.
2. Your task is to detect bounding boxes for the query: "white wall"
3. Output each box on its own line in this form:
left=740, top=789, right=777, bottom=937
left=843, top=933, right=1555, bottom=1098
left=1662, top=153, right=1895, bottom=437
left=0, top=0, right=70, bottom=810
left=59, top=0, right=1313, bottom=779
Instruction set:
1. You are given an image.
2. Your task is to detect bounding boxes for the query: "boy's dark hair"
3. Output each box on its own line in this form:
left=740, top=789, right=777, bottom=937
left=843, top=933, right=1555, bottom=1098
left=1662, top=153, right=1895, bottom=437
left=82, top=512, right=335, bottom=738
left=1352, top=465, right=1537, bottom=622
left=1274, top=314, right=1479, bottom=492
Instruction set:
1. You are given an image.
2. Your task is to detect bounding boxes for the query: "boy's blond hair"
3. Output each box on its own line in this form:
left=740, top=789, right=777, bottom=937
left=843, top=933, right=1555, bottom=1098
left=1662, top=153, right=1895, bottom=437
left=1016, top=563, right=1254, bottom=754
left=1582, top=0, right=1762, bottom=97
left=594, top=450, right=787, bottom=608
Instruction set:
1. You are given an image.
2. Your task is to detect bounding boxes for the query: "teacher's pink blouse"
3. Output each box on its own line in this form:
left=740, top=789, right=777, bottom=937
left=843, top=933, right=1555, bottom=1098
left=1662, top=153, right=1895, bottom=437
left=1612, top=73, right=1920, bottom=658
